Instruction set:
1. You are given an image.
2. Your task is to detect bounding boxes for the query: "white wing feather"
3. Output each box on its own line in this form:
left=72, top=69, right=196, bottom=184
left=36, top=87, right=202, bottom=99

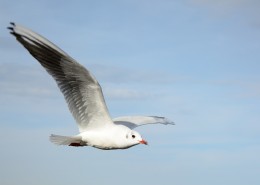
left=113, top=116, right=174, bottom=129
left=8, top=23, right=113, bottom=132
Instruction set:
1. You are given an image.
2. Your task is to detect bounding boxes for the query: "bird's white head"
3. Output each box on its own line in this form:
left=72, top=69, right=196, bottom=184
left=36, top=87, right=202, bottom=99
left=126, top=130, right=148, bottom=146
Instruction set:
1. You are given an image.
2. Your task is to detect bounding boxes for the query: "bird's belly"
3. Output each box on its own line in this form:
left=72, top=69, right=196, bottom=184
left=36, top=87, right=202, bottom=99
left=92, top=144, right=133, bottom=150
left=81, top=132, right=119, bottom=149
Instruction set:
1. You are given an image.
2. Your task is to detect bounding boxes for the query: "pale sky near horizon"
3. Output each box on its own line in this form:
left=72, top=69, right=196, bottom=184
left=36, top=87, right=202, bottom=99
left=1, top=1, right=260, bottom=185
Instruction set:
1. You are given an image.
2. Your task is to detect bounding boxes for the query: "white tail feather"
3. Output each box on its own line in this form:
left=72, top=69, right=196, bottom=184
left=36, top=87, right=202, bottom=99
left=49, top=134, right=82, bottom=146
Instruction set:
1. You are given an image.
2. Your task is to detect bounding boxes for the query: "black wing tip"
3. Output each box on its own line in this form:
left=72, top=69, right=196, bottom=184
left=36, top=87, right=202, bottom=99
left=7, top=22, right=16, bottom=35
left=149, top=116, right=175, bottom=125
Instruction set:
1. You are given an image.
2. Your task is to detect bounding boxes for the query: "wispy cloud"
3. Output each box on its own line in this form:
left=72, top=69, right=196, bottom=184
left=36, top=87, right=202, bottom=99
left=89, top=63, right=175, bottom=85
left=103, top=86, right=153, bottom=100
left=0, top=63, right=171, bottom=101
left=0, top=63, right=57, bottom=98
left=0, top=36, right=21, bottom=51
left=190, top=0, right=259, bottom=11
left=210, top=78, right=260, bottom=99
left=189, top=0, right=260, bottom=26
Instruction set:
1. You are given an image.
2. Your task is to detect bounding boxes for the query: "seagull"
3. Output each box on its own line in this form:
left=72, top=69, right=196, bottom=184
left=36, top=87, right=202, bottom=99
left=8, top=22, right=174, bottom=150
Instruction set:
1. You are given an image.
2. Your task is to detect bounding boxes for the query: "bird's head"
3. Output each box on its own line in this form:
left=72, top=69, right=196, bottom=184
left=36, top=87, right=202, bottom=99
left=126, top=130, right=148, bottom=146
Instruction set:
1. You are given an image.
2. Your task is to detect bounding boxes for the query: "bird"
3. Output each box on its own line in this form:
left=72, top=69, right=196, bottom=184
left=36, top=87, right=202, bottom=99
left=8, top=22, right=174, bottom=150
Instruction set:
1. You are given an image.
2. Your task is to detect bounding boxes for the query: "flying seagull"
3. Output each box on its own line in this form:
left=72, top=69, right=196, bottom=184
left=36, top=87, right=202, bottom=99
left=8, top=22, right=174, bottom=150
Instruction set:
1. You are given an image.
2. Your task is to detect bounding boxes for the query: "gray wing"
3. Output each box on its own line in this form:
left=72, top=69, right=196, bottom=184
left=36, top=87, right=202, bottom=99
left=113, top=116, right=174, bottom=129
left=8, top=22, right=113, bottom=132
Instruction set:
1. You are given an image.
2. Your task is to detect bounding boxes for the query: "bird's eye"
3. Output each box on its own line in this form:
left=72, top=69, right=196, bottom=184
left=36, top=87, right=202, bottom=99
left=132, top=135, right=135, bottom=139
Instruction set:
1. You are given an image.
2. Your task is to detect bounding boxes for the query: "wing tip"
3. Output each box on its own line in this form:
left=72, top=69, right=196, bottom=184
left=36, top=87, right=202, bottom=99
left=150, top=116, right=175, bottom=125
left=7, top=22, right=16, bottom=35
left=164, top=118, right=175, bottom=125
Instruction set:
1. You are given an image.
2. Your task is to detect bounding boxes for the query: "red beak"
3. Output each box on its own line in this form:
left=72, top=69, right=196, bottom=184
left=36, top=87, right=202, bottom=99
left=139, top=139, right=148, bottom=145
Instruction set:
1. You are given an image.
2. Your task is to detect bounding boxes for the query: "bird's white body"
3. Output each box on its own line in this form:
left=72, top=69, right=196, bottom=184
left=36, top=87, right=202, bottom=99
left=51, top=124, right=144, bottom=149
left=8, top=22, right=174, bottom=150
left=80, top=125, right=135, bottom=149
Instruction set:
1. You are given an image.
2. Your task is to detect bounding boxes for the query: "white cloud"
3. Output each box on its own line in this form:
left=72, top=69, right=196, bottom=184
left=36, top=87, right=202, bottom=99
left=0, top=63, right=58, bottom=98
left=0, top=62, right=172, bottom=101
left=189, top=0, right=260, bottom=25
left=0, top=36, right=20, bottom=51
left=190, top=0, right=258, bottom=10
left=210, top=78, right=260, bottom=99
left=103, top=86, right=153, bottom=100
left=89, top=63, right=175, bottom=85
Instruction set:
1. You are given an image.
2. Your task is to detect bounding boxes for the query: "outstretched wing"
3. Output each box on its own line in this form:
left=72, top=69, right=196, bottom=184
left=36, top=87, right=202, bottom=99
left=8, top=22, right=113, bottom=132
left=113, top=116, right=174, bottom=129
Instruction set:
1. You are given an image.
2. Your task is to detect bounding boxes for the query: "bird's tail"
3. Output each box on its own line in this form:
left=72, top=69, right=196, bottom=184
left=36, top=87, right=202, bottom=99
left=49, top=134, right=84, bottom=147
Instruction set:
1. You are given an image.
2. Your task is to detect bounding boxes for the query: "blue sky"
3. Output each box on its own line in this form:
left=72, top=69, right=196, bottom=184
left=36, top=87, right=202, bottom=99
left=0, top=0, right=260, bottom=185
